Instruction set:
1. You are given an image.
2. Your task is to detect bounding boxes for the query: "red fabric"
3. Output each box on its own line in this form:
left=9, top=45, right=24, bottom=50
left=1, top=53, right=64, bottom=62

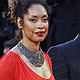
left=0, top=51, right=55, bottom=80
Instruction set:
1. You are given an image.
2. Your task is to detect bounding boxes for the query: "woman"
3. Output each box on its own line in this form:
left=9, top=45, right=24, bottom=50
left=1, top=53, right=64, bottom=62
left=0, top=0, right=55, bottom=80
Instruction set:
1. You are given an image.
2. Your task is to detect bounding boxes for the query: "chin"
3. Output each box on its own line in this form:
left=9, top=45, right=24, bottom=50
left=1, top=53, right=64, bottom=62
left=38, top=38, right=45, bottom=42
left=34, top=36, right=46, bottom=42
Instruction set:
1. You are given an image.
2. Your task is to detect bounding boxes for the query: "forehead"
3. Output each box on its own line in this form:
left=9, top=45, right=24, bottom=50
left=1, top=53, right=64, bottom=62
left=27, top=4, right=48, bottom=16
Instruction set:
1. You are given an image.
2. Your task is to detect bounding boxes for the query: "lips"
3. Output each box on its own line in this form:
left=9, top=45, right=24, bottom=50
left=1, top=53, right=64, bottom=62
left=35, top=31, right=45, bottom=36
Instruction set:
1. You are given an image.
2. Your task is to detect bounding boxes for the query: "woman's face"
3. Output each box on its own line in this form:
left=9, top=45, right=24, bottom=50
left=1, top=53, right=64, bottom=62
left=21, top=4, right=49, bottom=43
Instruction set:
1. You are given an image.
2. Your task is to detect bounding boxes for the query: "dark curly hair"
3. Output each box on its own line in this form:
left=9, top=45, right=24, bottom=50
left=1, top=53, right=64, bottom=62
left=7, top=0, right=49, bottom=40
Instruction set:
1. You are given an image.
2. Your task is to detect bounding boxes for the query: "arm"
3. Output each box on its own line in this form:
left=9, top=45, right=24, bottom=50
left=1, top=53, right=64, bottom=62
left=47, top=46, right=69, bottom=80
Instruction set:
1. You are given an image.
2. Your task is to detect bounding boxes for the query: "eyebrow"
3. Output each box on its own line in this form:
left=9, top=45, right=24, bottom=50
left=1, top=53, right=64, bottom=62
left=28, top=14, right=48, bottom=18
left=43, top=14, right=48, bottom=17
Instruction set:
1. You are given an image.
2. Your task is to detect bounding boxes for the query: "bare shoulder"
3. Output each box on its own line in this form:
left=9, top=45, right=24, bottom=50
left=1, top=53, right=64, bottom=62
left=10, top=45, right=19, bottom=54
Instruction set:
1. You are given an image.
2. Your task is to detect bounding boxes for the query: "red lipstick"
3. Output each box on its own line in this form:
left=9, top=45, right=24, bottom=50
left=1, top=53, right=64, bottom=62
left=35, top=31, right=45, bottom=36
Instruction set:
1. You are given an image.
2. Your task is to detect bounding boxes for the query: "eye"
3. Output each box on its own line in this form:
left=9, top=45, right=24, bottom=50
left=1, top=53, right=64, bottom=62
left=42, top=18, right=48, bottom=22
left=29, top=19, right=37, bottom=22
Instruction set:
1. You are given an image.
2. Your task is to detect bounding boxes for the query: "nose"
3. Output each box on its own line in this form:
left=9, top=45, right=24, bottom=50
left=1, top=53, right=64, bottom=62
left=37, top=21, right=44, bottom=29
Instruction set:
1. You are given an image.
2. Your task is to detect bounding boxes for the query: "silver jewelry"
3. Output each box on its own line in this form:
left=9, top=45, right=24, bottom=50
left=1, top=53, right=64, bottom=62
left=17, top=42, right=45, bottom=67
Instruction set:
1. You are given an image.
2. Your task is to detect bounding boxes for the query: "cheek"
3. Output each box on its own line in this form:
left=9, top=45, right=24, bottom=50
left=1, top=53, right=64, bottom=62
left=23, top=23, right=35, bottom=35
left=45, top=23, right=49, bottom=32
left=23, top=23, right=33, bottom=30
left=45, top=23, right=49, bottom=37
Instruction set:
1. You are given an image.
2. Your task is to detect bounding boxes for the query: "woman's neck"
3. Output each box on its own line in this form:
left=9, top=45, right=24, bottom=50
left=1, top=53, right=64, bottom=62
left=21, top=40, right=40, bottom=52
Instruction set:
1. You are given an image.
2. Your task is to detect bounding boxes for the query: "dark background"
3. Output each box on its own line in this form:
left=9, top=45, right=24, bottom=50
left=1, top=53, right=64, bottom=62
left=0, top=0, right=80, bottom=58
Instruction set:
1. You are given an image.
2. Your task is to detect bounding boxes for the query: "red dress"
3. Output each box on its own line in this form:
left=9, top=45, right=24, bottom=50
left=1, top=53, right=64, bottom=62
left=0, top=51, right=55, bottom=80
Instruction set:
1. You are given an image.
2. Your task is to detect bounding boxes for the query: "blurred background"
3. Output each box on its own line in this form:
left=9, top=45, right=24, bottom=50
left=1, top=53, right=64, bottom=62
left=0, top=0, right=80, bottom=58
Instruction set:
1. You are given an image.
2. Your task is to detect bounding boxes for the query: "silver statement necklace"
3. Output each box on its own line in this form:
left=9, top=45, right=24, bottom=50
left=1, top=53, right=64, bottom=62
left=17, top=42, right=45, bottom=67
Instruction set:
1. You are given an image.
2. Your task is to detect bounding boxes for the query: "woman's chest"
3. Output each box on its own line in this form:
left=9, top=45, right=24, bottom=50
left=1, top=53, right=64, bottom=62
left=15, top=57, right=51, bottom=80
